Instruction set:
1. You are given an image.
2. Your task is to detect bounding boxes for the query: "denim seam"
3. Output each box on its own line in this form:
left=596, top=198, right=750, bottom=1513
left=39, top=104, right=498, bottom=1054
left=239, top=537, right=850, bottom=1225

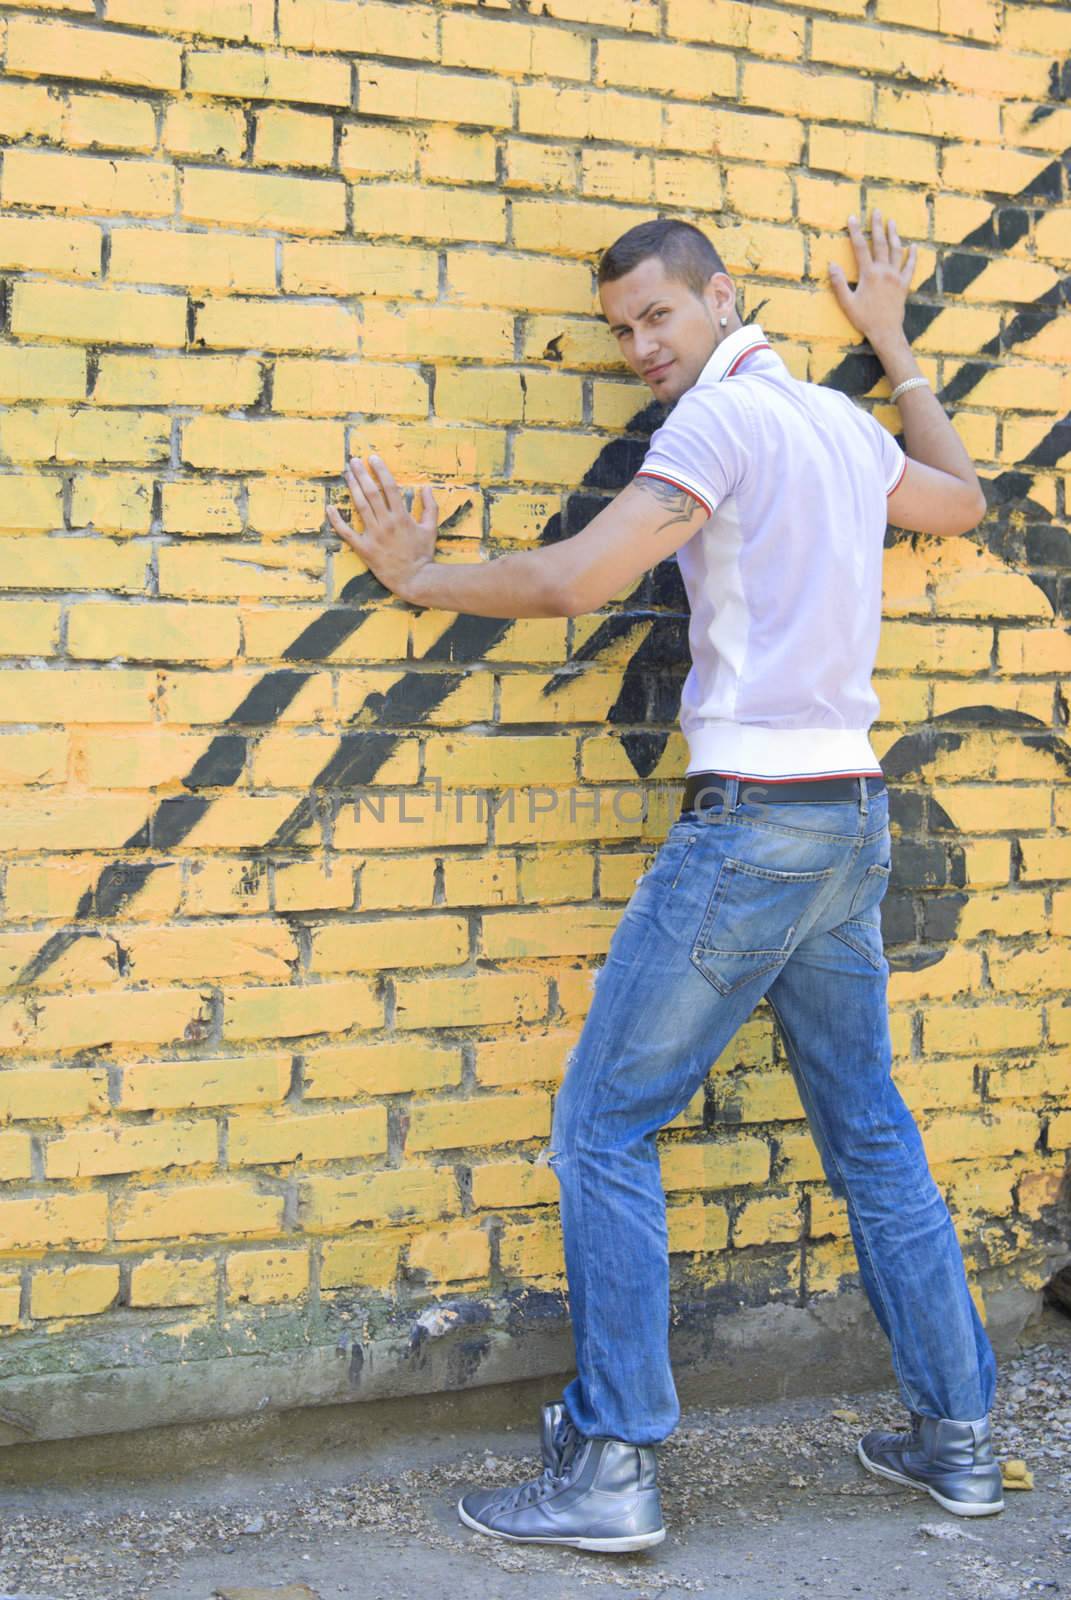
left=765, top=991, right=924, bottom=1415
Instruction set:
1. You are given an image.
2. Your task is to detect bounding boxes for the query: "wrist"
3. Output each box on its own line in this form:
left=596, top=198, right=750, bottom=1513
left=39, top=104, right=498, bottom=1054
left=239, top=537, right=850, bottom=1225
left=401, top=559, right=438, bottom=608
left=867, top=326, right=912, bottom=363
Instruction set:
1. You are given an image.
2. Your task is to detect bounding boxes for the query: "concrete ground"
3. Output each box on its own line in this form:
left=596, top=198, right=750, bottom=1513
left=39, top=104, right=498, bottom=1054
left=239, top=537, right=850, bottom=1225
left=0, top=1308, right=1068, bottom=1600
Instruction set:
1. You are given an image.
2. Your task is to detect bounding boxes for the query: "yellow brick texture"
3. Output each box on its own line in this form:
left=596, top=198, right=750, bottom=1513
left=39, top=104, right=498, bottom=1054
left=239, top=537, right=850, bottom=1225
left=0, top=0, right=1063, bottom=1362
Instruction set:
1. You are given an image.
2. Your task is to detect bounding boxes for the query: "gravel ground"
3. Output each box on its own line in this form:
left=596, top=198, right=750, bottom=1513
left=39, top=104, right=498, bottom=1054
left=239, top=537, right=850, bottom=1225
left=0, top=1309, right=1068, bottom=1600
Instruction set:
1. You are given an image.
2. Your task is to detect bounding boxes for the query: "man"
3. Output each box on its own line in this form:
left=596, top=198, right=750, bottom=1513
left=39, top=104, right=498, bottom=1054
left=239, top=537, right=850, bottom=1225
left=328, top=214, right=1003, bottom=1550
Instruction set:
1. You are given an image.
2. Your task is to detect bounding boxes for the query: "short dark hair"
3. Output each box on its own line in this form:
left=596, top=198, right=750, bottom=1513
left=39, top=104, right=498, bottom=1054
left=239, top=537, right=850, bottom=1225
left=597, top=218, right=728, bottom=298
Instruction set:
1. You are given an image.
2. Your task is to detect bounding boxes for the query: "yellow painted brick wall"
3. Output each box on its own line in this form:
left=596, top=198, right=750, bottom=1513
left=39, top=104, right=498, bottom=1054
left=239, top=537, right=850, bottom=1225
left=0, top=0, right=1068, bottom=1380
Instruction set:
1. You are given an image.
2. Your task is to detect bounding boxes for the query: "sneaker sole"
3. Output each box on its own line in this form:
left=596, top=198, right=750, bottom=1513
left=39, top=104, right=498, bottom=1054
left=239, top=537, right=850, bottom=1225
left=856, top=1440, right=1004, bottom=1517
left=457, top=1496, right=666, bottom=1552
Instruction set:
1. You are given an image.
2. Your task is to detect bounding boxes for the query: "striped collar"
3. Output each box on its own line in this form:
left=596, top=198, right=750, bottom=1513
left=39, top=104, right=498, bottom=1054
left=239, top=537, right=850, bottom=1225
left=694, top=321, right=772, bottom=387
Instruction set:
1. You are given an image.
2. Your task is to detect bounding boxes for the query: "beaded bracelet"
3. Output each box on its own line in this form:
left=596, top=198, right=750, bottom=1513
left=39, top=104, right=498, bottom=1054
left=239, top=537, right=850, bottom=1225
left=889, top=376, right=930, bottom=403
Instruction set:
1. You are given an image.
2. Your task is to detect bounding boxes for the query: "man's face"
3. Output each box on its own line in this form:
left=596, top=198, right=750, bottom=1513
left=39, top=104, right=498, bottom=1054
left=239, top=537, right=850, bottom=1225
left=600, top=256, right=730, bottom=405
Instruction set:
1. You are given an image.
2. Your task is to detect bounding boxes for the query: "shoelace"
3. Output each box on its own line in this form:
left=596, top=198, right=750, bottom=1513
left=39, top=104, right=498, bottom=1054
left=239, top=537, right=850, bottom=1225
left=493, top=1415, right=584, bottom=1514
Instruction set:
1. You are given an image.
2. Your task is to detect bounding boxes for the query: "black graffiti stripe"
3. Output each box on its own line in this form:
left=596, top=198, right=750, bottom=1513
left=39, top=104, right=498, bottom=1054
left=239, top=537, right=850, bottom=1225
left=17, top=130, right=1070, bottom=985
left=11, top=576, right=502, bottom=984
left=820, top=145, right=1069, bottom=399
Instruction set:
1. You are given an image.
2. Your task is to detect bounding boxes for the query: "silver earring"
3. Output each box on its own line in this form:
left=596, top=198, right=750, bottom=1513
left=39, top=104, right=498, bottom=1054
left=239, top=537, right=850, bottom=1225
left=719, top=316, right=728, bottom=327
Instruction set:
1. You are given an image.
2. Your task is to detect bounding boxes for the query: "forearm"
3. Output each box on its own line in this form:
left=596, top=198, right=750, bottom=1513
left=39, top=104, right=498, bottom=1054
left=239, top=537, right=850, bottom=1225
left=404, top=544, right=567, bottom=617
left=869, top=329, right=983, bottom=493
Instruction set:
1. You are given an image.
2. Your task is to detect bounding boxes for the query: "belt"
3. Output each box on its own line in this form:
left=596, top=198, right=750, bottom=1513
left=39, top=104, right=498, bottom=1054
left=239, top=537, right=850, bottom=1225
left=682, top=770, right=886, bottom=812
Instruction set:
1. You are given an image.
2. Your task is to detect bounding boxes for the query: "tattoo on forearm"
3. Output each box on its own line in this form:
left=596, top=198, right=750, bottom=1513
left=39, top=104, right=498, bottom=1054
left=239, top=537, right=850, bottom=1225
left=634, top=475, right=703, bottom=533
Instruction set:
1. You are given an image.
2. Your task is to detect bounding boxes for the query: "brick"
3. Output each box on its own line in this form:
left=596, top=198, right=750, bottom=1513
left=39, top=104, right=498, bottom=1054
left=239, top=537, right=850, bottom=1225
left=734, top=1192, right=801, bottom=1247
left=942, top=144, right=1052, bottom=197
left=2, top=148, right=174, bottom=217
left=338, top=122, right=417, bottom=178
left=361, top=304, right=512, bottom=365
left=499, top=1217, right=565, bottom=1279
left=110, top=228, right=276, bottom=293
left=473, top=1029, right=573, bottom=1088
left=471, top=1158, right=558, bottom=1209
left=129, top=1254, right=216, bottom=1307
left=29, top=1264, right=119, bottom=1320
left=352, top=182, right=506, bottom=244
left=279, top=0, right=438, bottom=59
left=187, top=47, right=349, bottom=106
left=228, top=1105, right=387, bottom=1165
left=923, top=1003, right=1043, bottom=1055
left=430, top=146, right=513, bottom=210
left=96, top=354, right=263, bottom=409
left=181, top=167, right=346, bottom=235
left=597, top=36, right=734, bottom=99
left=305, top=1040, right=462, bottom=1098
left=394, top=972, right=548, bottom=1030
left=660, top=1135, right=769, bottom=1190
left=45, top=1118, right=217, bottom=1179
left=0, top=407, right=171, bottom=466
left=503, top=139, right=576, bottom=192
left=406, top=1222, right=490, bottom=1283
left=182, top=416, right=341, bottom=473
left=113, top=1180, right=284, bottom=1241
left=446, top=249, right=592, bottom=313
left=518, top=83, right=663, bottom=148
left=668, top=0, right=804, bottom=59
left=226, top=1248, right=308, bottom=1303
left=875, top=85, right=1000, bottom=143
left=0, top=534, right=144, bottom=592
left=67, top=601, right=240, bottom=664
left=810, top=125, right=937, bottom=184
left=359, top=63, right=512, bottom=129
left=406, top=1092, right=551, bottom=1152
left=0, top=1193, right=108, bottom=1253
left=160, top=480, right=241, bottom=537
left=0, top=667, right=156, bottom=724
left=272, top=358, right=425, bottom=419
left=119, top=1053, right=290, bottom=1112
left=252, top=105, right=333, bottom=169
left=107, top=0, right=276, bottom=42
left=162, top=99, right=246, bottom=160
left=1002, top=3, right=1071, bottom=53
left=0, top=1131, right=33, bottom=1182
left=811, top=19, right=1051, bottom=99
left=581, top=148, right=654, bottom=204
left=63, top=89, right=158, bottom=152
left=441, top=13, right=588, bottom=79
left=11, top=281, right=186, bottom=347
left=663, top=103, right=803, bottom=164
left=5, top=17, right=182, bottom=91
left=511, top=197, right=641, bottom=256
left=0, top=347, right=86, bottom=405
left=282, top=239, right=436, bottom=299
left=535, top=0, right=659, bottom=29
left=0, top=730, right=67, bottom=786
left=193, top=295, right=359, bottom=353
left=68, top=471, right=152, bottom=535
left=921, top=1109, right=1039, bottom=1166
left=0, top=213, right=102, bottom=276
left=222, top=978, right=379, bottom=1042
left=0, top=601, right=61, bottom=656
left=299, top=1166, right=457, bottom=1232
left=320, top=1231, right=403, bottom=1290
left=743, top=60, right=870, bottom=122
left=0, top=79, right=64, bottom=141
left=310, top=914, right=468, bottom=973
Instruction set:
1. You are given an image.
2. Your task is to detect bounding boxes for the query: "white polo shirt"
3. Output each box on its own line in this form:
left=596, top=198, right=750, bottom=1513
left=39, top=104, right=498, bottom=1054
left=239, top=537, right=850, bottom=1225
left=636, top=321, right=906, bottom=781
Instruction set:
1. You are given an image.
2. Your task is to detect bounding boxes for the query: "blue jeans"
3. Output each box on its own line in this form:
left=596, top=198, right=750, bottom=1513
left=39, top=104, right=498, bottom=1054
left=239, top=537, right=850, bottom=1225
left=546, top=775, right=997, bottom=1446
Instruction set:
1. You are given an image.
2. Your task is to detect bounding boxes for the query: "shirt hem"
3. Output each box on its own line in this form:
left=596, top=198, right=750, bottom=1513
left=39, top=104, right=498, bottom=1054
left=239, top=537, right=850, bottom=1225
left=684, top=724, right=883, bottom=781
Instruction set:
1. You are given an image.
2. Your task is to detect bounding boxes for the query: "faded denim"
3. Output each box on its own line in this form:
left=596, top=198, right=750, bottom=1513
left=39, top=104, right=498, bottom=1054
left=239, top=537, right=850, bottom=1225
left=546, top=775, right=997, bottom=1446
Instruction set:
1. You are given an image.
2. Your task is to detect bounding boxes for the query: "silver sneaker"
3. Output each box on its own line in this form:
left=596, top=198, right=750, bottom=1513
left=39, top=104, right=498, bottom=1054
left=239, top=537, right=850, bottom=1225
left=458, top=1402, right=666, bottom=1552
left=858, top=1412, right=1005, bottom=1517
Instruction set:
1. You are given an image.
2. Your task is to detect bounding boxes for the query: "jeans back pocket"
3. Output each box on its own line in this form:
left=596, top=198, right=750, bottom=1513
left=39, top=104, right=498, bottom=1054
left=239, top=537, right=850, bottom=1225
left=690, top=856, right=838, bottom=996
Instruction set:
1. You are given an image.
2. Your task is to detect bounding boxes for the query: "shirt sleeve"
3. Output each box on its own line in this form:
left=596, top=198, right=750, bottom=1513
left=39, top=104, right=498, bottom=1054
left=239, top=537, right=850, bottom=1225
left=634, top=386, right=751, bottom=520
